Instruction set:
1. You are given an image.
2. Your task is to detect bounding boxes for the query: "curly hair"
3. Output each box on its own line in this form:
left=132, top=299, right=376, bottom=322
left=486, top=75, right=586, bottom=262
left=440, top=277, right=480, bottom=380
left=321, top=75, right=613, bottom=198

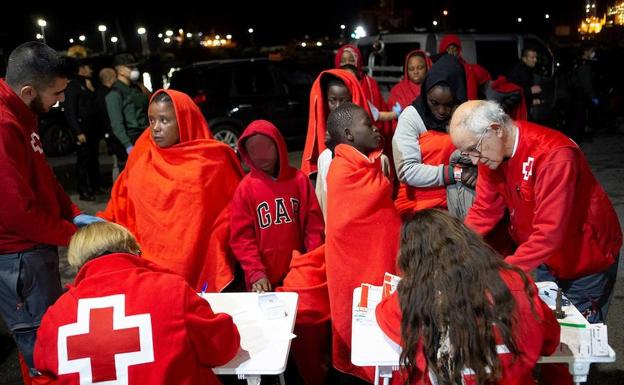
left=397, top=209, right=536, bottom=385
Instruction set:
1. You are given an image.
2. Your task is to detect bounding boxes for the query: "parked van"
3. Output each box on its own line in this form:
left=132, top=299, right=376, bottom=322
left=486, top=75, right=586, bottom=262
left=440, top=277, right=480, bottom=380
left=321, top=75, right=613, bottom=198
left=356, top=33, right=567, bottom=127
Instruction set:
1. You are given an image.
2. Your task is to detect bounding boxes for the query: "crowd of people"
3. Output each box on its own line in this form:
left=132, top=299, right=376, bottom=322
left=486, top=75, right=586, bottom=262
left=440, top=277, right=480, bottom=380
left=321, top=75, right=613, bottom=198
left=0, top=37, right=621, bottom=385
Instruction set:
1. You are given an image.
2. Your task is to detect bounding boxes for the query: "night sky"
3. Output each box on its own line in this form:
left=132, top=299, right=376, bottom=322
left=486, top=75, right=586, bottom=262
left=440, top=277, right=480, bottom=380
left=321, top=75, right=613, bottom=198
left=2, top=0, right=587, bottom=54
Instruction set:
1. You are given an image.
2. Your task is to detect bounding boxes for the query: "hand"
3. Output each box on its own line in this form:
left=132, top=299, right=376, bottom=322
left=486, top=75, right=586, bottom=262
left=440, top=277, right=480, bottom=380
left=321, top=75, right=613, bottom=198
left=126, top=145, right=134, bottom=154
left=392, top=102, right=403, bottom=117
left=459, top=164, right=478, bottom=188
left=76, top=134, right=87, bottom=144
left=251, top=278, right=272, bottom=293
left=531, top=85, right=542, bottom=94
left=73, top=214, right=105, bottom=228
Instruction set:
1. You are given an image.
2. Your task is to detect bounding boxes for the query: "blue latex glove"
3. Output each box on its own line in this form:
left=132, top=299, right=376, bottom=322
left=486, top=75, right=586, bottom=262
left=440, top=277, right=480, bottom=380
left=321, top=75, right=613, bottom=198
left=73, top=214, right=105, bottom=228
left=591, top=97, right=599, bottom=106
left=392, top=102, right=403, bottom=117
left=126, top=145, right=134, bottom=154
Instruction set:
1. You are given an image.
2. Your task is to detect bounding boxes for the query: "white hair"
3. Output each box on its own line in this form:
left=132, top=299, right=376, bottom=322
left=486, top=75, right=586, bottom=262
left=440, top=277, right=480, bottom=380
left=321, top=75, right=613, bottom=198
left=460, top=100, right=511, bottom=136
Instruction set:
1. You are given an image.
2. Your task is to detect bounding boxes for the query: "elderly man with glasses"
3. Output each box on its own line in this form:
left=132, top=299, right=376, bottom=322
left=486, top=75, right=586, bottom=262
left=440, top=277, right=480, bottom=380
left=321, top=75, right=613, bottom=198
left=449, top=99, right=621, bottom=324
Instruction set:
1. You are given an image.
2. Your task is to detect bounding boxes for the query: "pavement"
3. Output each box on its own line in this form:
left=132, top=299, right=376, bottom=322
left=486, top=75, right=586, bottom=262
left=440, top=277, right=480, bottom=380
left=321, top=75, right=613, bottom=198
left=1, top=135, right=623, bottom=384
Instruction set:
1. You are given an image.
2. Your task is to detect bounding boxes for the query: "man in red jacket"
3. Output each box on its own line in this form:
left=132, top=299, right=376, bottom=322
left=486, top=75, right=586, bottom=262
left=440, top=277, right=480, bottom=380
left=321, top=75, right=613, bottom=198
left=450, top=100, right=622, bottom=323
left=0, top=42, right=100, bottom=380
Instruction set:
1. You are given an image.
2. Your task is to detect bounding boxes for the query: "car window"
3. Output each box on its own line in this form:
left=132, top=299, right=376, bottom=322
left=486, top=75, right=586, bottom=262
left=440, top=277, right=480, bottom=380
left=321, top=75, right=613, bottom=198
left=381, top=42, right=422, bottom=67
left=233, top=63, right=275, bottom=96
left=197, top=68, right=232, bottom=98
left=273, top=64, right=314, bottom=95
left=169, top=69, right=198, bottom=96
left=475, top=40, right=519, bottom=78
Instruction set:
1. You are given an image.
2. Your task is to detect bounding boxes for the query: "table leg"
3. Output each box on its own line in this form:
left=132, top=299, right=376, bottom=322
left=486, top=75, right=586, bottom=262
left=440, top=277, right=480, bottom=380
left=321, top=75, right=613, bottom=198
left=379, top=366, right=394, bottom=385
left=244, top=375, right=261, bottom=385
left=279, top=374, right=285, bottom=385
left=374, top=366, right=380, bottom=385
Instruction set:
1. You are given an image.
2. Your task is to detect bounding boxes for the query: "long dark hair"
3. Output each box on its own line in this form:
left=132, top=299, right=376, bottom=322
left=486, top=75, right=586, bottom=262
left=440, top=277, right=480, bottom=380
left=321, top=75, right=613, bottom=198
left=397, top=209, right=535, bottom=385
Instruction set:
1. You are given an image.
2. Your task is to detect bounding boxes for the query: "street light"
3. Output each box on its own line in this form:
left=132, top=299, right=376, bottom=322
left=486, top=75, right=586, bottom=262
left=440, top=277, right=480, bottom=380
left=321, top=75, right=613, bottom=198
left=69, top=38, right=74, bottom=44
left=37, top=19, right=47, bottom=44
left=36, top=33, right=43, bottom=40
left=138, top=27, right=149, bottom=55
left=340, top=24, right=346, bottom=30
left=226, top=34, right=232, bottom=40
left=165, top=30, right=174, bottom=37
left=248, top=28, right=254, bottom=34
left=545, top=13, right=550, bottom=19
left=443, top=10, right=449, bottom=16
left=111, top=36, right=118, bottom=52
left=98, top=25, right=107, bottom=53
left=517, top=17, right=523, bottom=23
left=79, top=35, right=86, bottom=42
left=433, top=20, right=438, bottom=26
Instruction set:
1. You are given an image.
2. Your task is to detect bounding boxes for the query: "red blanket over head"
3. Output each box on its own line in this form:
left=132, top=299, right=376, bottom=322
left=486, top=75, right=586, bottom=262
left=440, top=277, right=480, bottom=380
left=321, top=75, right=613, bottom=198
left=325, top=144, right=401, bottom=381
left=301, top=69, right=372, bottom=176
left=98, top=89, right=243, bottom=291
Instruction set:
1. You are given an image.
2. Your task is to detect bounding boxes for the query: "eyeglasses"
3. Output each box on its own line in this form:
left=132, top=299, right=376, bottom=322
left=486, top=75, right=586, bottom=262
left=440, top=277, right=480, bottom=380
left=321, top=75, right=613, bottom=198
left=460, top=127, right=489, bottom=159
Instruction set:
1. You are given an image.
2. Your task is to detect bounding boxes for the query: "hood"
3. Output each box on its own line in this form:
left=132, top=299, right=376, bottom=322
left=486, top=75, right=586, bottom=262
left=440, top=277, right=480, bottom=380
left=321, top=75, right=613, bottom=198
left=438, top=34, right=462, bottom=56
left=238, top=119, right=294, bottom=180
left=412, top=54, right=467, bottom=131
left=149, top=89, right=212, bottom=145
left=335, top=44, right=364, bottom=75
left=403, top=49, right=433, bottom=80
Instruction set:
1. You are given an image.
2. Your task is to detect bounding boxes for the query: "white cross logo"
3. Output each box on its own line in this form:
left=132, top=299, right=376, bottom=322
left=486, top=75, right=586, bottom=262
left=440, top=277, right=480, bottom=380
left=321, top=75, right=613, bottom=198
left=30, top=132, right=43, bottom=154
left=522, top=156, right=535, bottom=181
left=57, top=294, right=154, bottom=385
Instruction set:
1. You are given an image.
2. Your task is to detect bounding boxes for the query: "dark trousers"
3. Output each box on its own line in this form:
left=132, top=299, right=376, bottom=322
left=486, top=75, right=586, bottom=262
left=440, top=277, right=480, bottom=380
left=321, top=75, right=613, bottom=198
left=0, top=245, right=63, bottom=369
left=535, top=256, right=619, bottom=323
left=75, top=135, right=101, bottom=195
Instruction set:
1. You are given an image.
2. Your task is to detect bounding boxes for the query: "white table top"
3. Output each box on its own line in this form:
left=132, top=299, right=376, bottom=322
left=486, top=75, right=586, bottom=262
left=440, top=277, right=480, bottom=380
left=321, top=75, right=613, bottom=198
left=351, top=283, right=615, bottom=369
left=201, top=292, right=298, bottom=376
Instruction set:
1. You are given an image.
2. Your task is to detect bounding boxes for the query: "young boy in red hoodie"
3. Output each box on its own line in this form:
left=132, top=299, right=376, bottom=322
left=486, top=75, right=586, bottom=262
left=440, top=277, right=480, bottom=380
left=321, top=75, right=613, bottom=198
left=230, top=120, right=325, bottom=292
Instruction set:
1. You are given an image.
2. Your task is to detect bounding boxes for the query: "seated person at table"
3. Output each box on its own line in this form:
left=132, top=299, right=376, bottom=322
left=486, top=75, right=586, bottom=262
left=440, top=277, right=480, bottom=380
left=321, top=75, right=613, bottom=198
left=34, top=222, right=240, bottom=385
left=230, top=120, right=325, bottom=292
left=376, top=209, right=562, bottom=385
left=99, top=89, right=243, bottom=292
left=325, top=102, right=401, bottom=383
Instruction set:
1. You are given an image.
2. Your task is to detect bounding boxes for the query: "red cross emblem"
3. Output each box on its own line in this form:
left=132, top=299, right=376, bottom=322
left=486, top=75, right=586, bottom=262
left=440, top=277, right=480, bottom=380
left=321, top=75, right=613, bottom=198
left=57, top=294, right=154, bottom=385
left=522, top=156, right=535, bottom=181
left=30, top=132, right=43, bottom=154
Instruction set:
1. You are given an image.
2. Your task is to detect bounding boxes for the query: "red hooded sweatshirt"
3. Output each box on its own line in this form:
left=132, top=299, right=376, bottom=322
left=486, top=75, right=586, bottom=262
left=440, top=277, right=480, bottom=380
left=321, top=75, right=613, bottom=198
left=438, top=35, right=491, bottom=100
left=387, top=50, right=433, bottom=110
left=301, top=69, right=373, bottom=176
left=335, top=45, right=386, bottom=111
left=99, top=89, right=243, bottom=292
left=34, top=253, right=240, bottom=385
left=0, top=79, right=80, bottom=253
left=231, top=120, right=325, bottom=287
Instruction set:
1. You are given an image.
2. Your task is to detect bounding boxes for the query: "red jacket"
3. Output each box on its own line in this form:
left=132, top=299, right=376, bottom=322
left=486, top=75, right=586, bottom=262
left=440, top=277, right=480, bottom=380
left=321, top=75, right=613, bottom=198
left=0, top=79, right=80, bottom=253
left=231, top=120, right=325, bottom=287
left=34, top=253, right=240, bottom=385
left=466, top=121, right=622, bottom=279
left=376, top=269, right=560, bottom=385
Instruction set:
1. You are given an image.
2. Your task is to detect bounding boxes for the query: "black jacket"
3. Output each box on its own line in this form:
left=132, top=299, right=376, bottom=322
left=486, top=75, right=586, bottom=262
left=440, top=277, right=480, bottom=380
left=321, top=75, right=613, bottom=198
left=63, top=77, right=96, bottom=137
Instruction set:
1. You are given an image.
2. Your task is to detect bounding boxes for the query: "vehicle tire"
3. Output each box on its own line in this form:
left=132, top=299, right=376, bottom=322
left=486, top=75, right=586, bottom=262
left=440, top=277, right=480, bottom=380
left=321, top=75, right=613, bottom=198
left=212, top=124, right=240, bottom=151
left=41, top=124, right=75, bottom=157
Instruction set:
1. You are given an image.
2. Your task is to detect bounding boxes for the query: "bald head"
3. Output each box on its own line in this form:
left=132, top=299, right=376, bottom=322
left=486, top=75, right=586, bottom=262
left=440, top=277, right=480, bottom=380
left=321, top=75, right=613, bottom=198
left=449, top=100, right=515, bottom=169
left=99, top=68, right=117, bottom=88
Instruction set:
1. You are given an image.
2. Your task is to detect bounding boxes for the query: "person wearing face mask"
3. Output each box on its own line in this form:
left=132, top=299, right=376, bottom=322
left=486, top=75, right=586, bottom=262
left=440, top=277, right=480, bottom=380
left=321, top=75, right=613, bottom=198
left=0, top=41, right=102, bottom=385
left=105, top=54, right=149, bottom=159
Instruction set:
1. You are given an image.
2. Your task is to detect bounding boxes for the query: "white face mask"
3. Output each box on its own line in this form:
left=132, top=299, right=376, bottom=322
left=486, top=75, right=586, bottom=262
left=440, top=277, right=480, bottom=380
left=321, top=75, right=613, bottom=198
left=130, top=69, right=141, bottom=82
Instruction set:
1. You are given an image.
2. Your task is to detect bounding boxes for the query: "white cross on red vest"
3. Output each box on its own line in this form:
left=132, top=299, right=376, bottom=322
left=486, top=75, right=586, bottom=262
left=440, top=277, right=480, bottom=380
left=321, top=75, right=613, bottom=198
left=57, top=294, right=154, bottom=385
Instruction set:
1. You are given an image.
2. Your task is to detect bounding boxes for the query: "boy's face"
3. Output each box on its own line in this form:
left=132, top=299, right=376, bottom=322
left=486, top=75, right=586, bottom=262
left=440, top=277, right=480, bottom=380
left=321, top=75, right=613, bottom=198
left=347, top=109, right=381, bottom=155
left=245, top=134, right=278, bottom=177
left=407, top=55, right=427, bottom=85
left=327, top=84, right=352, bottom=112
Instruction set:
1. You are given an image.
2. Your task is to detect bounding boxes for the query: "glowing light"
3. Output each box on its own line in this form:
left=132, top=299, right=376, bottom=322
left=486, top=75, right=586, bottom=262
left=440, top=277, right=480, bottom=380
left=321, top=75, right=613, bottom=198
left=545, top=14, right=550, bottom=19
left=69, top=38, right=74, bottom=43
left=165, top=30, right=174, bottom=37
left=110, top=36, right=118, bottom=43
left=354, top=25, right=366, bottom=39
left=186, top=32, right=192, bottom=38
left=226, top=34, right=232, bottom=39
left=443, top=10, right=448, bottom=16
left=37, top=19, right=47, bottom=27
left=316, top=41, right=322, bottom=47
left=98, top=25, right=107, bottom=32
left=433, top=20, right=438, bottom=26
left=340, top=24, right=346, bottom=30
left=79, top=35, right=86, bottom=42
left=301, top=42, right=307, bottom=47
left=248, top=28, right=254, bottom=34
left=137, top=27, right=146, bottom=35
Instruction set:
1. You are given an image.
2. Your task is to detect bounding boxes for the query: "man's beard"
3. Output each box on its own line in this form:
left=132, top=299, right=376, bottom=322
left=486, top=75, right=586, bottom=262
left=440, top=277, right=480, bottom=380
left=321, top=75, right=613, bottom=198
left=28, top=94, right=47, bottom=114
